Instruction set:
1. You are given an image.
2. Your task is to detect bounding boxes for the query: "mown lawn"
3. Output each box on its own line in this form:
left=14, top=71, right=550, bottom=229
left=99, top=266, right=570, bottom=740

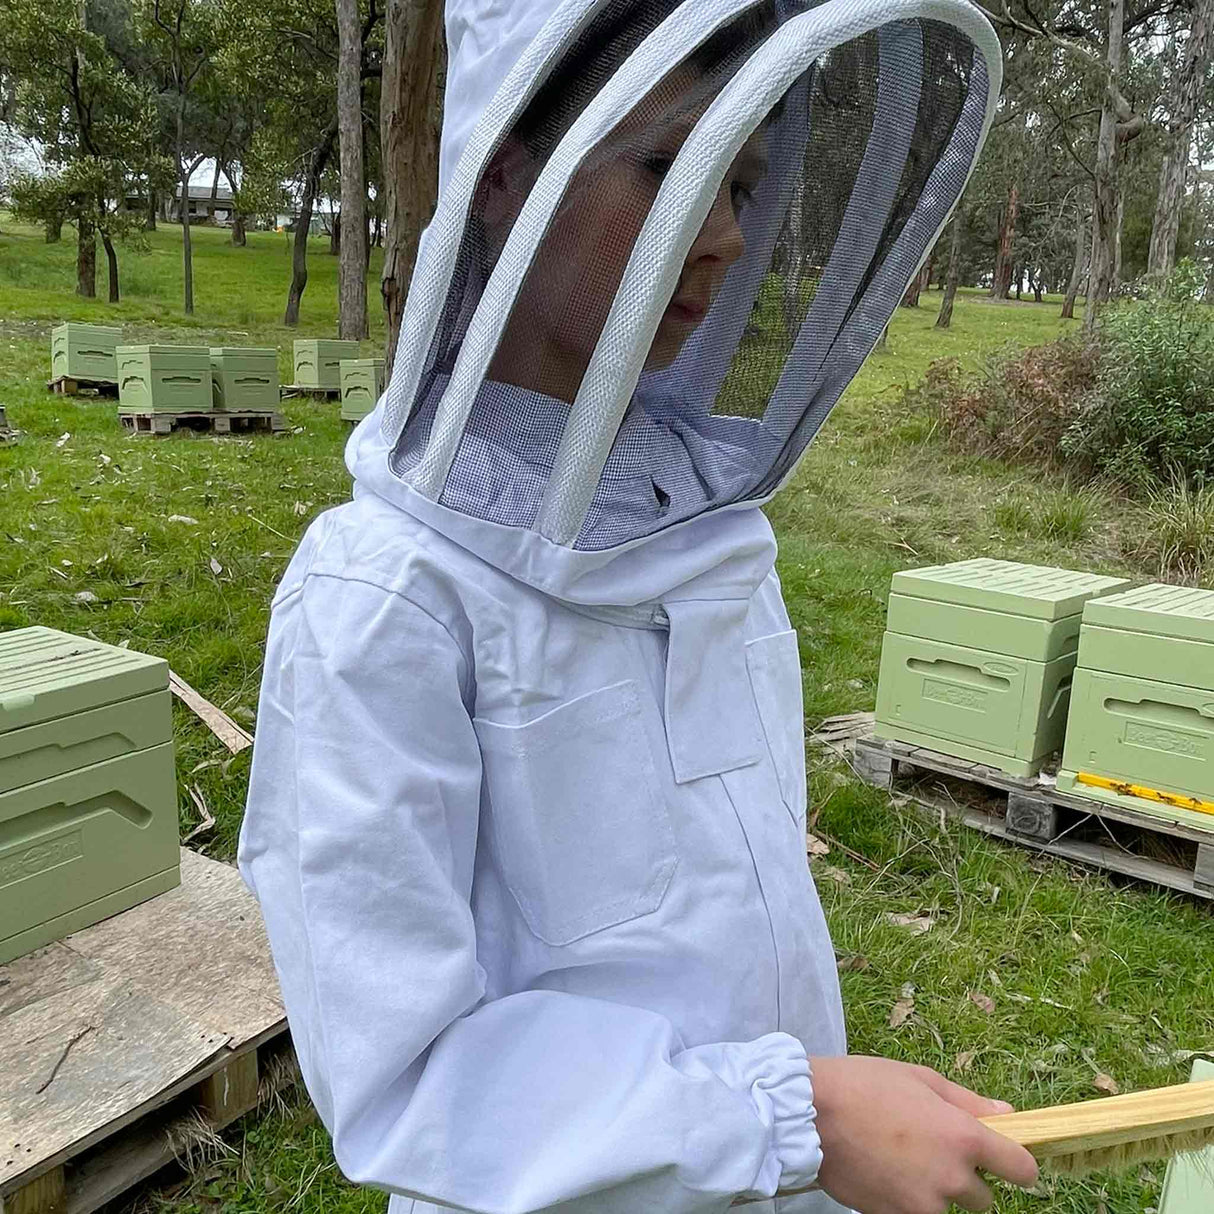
left=1, top=217, right=1210, bottom=1214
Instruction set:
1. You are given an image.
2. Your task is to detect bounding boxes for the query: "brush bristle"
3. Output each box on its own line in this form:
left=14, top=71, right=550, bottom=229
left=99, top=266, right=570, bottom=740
left=1041, top=1126, right=1214, bottom=1176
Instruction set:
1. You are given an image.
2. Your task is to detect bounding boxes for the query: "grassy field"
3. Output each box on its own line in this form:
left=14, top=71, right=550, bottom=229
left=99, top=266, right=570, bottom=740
left=2, top=218, right=1211, bottom=1214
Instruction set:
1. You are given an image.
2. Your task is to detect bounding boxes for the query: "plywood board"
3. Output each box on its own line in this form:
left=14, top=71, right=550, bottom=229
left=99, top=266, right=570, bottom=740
left=0, top=850, right=284, bottom=1193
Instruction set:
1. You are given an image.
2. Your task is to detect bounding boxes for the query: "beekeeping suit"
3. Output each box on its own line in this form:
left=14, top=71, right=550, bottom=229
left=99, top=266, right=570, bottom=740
left=238, top=2, right=1000, bottom=1212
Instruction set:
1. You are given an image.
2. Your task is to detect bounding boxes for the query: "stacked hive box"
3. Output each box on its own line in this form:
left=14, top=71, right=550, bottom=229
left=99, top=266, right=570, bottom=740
left=51, top=322, right=122, bottom=383
left=293, top=339, right=359, bottom=391
left=210, top=347, right=280, bottom=411
left=0, top=627, right=180, bottom=965
left=875, top=559, right=1131, bottom=777
left=1058, top=585, right=1214, bottom=826
left=340, top=357, right=385, bottom=422
left=117, top=345, right=211, bottom=413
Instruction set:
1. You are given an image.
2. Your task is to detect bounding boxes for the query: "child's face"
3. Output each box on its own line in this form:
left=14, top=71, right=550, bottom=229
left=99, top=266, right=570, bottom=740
left=485, top=66, right=770, bottom=402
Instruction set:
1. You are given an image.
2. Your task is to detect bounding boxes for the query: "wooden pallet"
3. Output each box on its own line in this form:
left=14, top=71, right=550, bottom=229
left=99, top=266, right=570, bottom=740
left=852, top=733, right=1214, bottom=900
left=280, top=384, right=340, bottom=401
left=1, top=849, right=289, bottom=1214
left=47, top=377, right=119, bottom=398
left=119, top=410, right=286, bottom=437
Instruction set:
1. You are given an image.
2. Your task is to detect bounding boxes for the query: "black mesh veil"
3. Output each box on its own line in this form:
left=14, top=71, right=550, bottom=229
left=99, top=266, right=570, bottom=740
left=380, top=0, right=1000, bottom=551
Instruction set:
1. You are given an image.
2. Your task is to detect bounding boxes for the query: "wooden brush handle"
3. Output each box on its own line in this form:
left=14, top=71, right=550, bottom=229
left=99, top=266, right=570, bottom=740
left=980, top=1079, right=1214, bottom=1157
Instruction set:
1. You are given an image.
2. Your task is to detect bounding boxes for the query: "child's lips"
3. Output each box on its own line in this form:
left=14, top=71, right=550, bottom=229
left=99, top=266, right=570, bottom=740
left=665, top=296, right=709, bottom=324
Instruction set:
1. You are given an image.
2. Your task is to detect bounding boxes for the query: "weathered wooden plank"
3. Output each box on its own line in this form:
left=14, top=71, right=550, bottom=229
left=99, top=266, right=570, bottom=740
left=196, top=1051, right=260, bottom=1128
left=167, top=672, right=253, bottom=755
left=1195, top=843, right=1214, bottom=893
left=1, top=1166, right=64, bottom=1214
left=0, top=851, right=284, bottom=1196
left=0, top=985, right=227, bottom=1192
left=63, top=850, right=282, bottom=1046
left=1006, top=792, right=1060, bottom=842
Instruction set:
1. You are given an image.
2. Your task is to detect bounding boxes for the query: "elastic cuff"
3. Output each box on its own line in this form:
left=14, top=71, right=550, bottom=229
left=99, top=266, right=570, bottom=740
left=739, top=1032, right=822, bottom=1198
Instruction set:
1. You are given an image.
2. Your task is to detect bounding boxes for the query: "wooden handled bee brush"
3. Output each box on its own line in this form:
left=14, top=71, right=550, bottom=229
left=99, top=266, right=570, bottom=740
left=981, top=1078, right=1214, bottom=1176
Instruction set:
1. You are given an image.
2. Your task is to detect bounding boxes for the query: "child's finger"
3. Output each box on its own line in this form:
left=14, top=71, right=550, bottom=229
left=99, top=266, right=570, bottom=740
left=952, top=1170, right=996, bottom=1212
left=976, top=1123, right=1041, bottom=1189
left=920, top=1070, right=1014, bottom=1118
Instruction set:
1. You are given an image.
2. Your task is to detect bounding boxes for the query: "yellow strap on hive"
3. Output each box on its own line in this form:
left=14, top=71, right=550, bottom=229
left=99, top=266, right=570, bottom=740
left=1076, top=772, right=1214, bottom=818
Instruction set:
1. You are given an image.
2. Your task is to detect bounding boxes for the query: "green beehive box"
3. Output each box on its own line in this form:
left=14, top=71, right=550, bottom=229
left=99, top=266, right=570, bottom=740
left=116, top=345, right=211, bottom=413
left=1058, top=584, right=1214, bottom=826
left=1158, top=1059, right=1214, bottom=1214
left=340, top=358, right=385, bottom=421
left=875, top=559, right=1131, bottom=776
left=0, top=627, right=180, bottom=966
left=51, top=322, right=122, bottom=383
left=210, top=347, right=279, bottom=411
left=293, top=339, right=359, bottom=390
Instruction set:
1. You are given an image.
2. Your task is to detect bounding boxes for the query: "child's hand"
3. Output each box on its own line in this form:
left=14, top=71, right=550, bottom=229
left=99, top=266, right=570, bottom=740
left=809, top=1055, right=1039, bottom=1214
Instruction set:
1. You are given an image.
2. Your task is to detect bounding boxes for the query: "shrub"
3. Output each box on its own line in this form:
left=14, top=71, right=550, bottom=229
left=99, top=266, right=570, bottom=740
left=1127, top=475, right=1214, bottom=584
left=908, top=338, right=1099, bottom=469
left=1061, top=262, right=1214, bottom=489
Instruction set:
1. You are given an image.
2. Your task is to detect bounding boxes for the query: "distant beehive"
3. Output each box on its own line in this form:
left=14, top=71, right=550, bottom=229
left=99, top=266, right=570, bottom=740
left=293, top=339, right=359, bottom=390
left=1058, top=585, right=1214, bottom=826
left=340, top=358, right=386, bottom=422
left=874, top=559, right=1131, bottom=777
left=210, top=347, right=279, bottom=411
left=51, top=322, right=122, bottom=383
left=0, top=627, right=180, bottom=965
left=116, top=345, right=211, bottom=413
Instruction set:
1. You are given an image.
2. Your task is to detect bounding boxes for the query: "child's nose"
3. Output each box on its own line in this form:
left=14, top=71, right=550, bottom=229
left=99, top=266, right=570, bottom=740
left=687, top=183, right=746, bottom=269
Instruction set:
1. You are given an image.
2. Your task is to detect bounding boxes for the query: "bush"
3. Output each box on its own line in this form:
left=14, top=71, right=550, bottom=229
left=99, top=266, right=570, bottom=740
left=908, top=337, right=1099, bottom=469
left=1127, top=476, right=1214, bottom=584
left=1060, top=263, right=1214, bottom=489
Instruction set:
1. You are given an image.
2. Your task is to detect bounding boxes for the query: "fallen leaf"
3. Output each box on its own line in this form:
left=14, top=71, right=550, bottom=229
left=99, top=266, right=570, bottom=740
left=28, top=467, right=41, bottom=487
left=98, top=452, right=112, bottom=466
left=820, top=865, right=852, bottom=886
left=61, top=558, right=72, bottom=567
left=889, top=997, right=915, bottom=1029
left=955, top=1050, right=977, bottom=1074
left=886, top=912, right=934, bottom=934
left=167, top=514, right=200, bottom=525
left=73, top=590, right=97, bottom=603
left=1008, top=993, right=1033, bottom=1004
left=900, top=981, right=916, bottom=999
left=987, top=969, right=1003, bottom=987
left=836, top=954, right=870, bottom=972
left=1093, top=1073, right=1120, bottom=1095
left=55, top=432, right=71, bottom=448
left=49, top=566, right=68, bottom=580
left=969, top=990, right=996, bottom=1015
left=209, top=557, right=223, bottom=576
left=806, top=833, right=830, bottom=859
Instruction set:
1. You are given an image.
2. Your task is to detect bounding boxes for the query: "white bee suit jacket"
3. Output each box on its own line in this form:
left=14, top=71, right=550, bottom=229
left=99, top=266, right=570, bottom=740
left=240, top=0, right=1001, bottom=1211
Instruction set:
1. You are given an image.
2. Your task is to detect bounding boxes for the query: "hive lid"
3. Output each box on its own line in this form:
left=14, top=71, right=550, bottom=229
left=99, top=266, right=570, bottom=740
left=891, top=559, right=1131, bottom=621
left=340, top=357, right=384, bottom=367
left=1083, top=583, right=1214, bottom=643
left=115, top=344, right=210, bottom=356
left=0, top=627, right=168, bottom=734
left=53, top=322, right=122, bottom=337
left=210, top=347, right=277, bottom=358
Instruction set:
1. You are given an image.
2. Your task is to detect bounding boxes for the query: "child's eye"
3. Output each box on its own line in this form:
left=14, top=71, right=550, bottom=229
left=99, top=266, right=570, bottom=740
left=730, top=180, right=755, bottom=215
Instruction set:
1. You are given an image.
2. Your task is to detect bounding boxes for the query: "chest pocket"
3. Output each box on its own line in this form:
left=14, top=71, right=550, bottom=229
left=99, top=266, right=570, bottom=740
left=474, top=680, right=677, bottom=946
left=745, top=630, right=808, bottom=832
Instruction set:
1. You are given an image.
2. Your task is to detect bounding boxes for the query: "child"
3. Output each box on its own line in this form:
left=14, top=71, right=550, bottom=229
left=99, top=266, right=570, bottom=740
left=239, top=1, right=1039, bottom=1211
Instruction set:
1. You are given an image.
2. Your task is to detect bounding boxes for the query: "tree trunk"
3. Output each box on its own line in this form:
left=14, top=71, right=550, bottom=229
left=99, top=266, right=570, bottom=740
left=337, top=0, right=369, bottom=339
left=380, top=0, right=445, bottom=378
left=45, top=215, right=62, bottom=243
left=1032, top=270, right=1043, bottom=304
left=76, top=213, right=96, bottom=297
left=1148, top=0, right=1213, bottom=280
left=145, top=188, right=158, bottom=231
left=285, top=123, right=339, bottom=327
left=221, top=165, right=247, bottom=245
left=990, top=183, right=1018, bottom=299
left=901, top=263, right=925, bottom=307
left=936, top=215, right=963, bottom=329
left=101, top=228, right=119, bottom=302
left=1085, top=0, right=1127, bottom=331
left=177, top=104, right=195, bottom=315
left=1061, top=211, right=1087, bottom=318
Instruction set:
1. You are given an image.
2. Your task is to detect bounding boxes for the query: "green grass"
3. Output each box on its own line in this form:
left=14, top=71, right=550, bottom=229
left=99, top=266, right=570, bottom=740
left=1, top=218, right=1211, bottom=1214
